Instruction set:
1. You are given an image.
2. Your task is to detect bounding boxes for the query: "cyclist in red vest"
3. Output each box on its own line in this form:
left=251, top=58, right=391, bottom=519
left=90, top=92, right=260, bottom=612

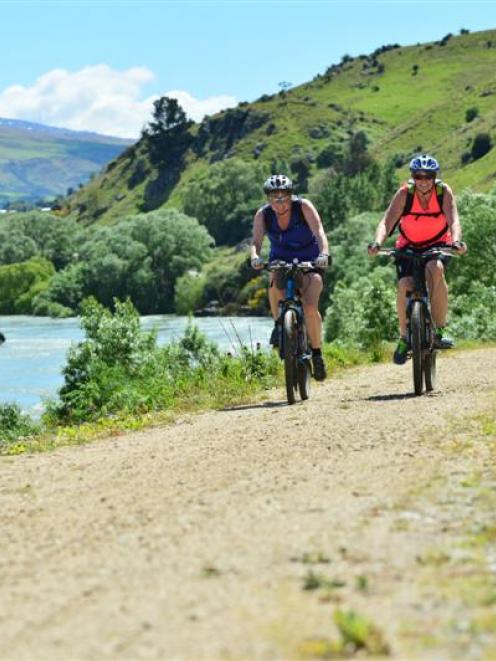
left=368, top=154, right=467, bottom=365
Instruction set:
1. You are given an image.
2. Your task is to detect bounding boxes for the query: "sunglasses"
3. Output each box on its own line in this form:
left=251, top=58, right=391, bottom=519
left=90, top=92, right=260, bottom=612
left=413, top=173, right=435, bottom=181
left=268, top=194, right=291, bottom=203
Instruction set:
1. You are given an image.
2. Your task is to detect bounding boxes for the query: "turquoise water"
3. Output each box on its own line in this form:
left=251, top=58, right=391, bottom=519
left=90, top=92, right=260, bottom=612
left=0, top=315, right=274, bottom=416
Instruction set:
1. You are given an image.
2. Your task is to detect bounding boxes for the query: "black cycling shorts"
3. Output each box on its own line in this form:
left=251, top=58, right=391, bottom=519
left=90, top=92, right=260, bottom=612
left=395, top=254, right=451, bottom=281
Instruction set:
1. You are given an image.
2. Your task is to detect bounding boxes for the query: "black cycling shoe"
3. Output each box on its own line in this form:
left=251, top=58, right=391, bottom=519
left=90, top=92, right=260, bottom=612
left=269, top=323, right=279, bottom=349
left=393, top=337, right=409, bottom=365
left=312, top=351, right=327, bottom=381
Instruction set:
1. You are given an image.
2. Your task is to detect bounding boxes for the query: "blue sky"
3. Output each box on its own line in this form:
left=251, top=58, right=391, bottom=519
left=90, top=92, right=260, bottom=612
left=1, top=0, right=495, bottom=136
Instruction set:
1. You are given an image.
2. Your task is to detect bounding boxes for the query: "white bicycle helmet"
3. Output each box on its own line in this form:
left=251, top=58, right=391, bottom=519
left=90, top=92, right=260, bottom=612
left=409, top=154, right=440, bottom=173
left=263, top=174, right=294, bottom=193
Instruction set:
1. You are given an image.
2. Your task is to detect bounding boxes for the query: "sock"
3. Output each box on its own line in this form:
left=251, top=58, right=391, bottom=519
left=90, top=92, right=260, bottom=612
left=311, top=347, right=322, bottom=356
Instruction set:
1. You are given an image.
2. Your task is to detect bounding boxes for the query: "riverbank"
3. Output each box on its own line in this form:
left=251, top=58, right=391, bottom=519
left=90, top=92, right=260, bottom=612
left=0, top=340, right=382, bottom=456
left=0, top=314, right=274, bottom=414
left=1, top=298, right=491, bottom=457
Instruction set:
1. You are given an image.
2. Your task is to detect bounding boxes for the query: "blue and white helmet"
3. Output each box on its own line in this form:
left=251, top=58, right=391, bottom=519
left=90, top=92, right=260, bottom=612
left=409, top=154, right=440, bottom=173
left=263, top=174, right=293, bottom=193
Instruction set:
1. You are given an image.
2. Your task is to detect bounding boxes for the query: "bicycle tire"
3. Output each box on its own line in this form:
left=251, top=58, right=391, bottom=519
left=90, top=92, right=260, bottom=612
left=410, top=300, right=424, bottom=396
left=424, top=350, right=437, bottom=392
left=283, top=308, right=298, bottom=404
left=297, top=323, right=311, bottom=401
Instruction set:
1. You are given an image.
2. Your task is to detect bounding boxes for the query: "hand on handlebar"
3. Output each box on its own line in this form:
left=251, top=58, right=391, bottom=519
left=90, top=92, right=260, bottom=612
left=315, top=252, right=331, bottom=268
left=451, top=241, right=467, bottom=255
left=367, top=241, right=381, bottom=256
left=251, top=255, right=264, bottom=270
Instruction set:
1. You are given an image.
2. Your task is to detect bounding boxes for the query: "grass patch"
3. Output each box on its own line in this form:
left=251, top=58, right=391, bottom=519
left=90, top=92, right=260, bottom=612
left=298, top=609, right=390, bottom=658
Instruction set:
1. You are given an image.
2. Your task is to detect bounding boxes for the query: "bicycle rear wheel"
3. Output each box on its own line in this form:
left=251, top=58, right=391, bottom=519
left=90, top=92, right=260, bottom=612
left=410, top=301, right=424, bottom=396
left=297, top=323, right=311, bottom=401
left=283, top=309, right=298, bottom=405
left=424, top=350, right=437, bottom=392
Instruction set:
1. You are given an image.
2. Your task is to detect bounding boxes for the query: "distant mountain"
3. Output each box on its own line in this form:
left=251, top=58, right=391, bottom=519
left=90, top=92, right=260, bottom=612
left=0, top=118, right=134, bottom=205
left=65, top=28, right=496, bottom=226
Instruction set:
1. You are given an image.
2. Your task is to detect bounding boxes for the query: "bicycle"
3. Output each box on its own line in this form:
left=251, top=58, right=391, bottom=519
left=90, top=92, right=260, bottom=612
left=265, top=259, right=317, bottom=404
left=378, top=246, right=457, bottom=396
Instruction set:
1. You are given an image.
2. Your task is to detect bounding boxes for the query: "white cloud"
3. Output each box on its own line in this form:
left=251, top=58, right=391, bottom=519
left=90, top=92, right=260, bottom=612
left=0, top=65, right=238, bottom=139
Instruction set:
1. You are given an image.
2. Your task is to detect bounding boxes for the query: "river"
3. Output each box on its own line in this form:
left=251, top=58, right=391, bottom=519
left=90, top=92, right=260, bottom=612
left=0, top=315, right=274, bottom=416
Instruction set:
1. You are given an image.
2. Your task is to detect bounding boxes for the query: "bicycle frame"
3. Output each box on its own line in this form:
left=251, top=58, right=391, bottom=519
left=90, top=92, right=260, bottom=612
left=268, top=260, right=311, bottom=360
left=266, top=259, right=314, bottom=403
left=378, top=246, right=456, bottom=395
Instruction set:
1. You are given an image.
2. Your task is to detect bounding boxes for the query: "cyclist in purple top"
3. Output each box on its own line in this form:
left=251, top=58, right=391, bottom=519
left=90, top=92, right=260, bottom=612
left=250, top=174, right=330, bottom=381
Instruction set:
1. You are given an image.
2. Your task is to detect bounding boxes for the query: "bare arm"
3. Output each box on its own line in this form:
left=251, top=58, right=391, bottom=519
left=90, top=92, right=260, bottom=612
left=301, top=198, right=329, bottom=254
left=250, top=208, right=266, bottom=260
left=373, top=188, right=407, bottom=246
left=442, top=184, right=462, bottom=242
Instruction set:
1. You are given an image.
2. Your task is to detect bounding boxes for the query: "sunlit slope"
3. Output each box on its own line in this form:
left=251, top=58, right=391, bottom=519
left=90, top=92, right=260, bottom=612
left=67, top=28, right=496, bottom=224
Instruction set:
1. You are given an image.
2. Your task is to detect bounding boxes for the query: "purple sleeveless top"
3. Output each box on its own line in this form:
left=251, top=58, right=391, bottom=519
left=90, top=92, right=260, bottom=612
left=263, top=198, right=319, bottom=261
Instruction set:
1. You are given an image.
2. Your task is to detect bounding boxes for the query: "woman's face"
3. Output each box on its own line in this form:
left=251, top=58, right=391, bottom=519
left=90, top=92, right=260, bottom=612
left=267, top=190, right=292, bottom=213
left=412, top=171, right=436, bottom=193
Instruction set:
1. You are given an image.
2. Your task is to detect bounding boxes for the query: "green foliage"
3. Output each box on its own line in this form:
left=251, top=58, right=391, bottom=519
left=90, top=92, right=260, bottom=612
left=143, top=96, right=193, bottom=167
left=174, top=271, right=207, bottom=314
left=51, top=297, right=160, bottom=422
left=290, top=153, right=313, bottom=192
left=48, top=297, right=279, bottom=424
left=41, top=208, right=214, bottom=314
left=334, top=609, right=390, bottom=655
left=451, top=284, right=496, bottom=340
left=450, top=190, right=496, bottom=292
left=0, top=404, right=40, bottom=445
left=316, top=141, right=344, bottom=169
left=325, top=266, right=397, bottom=349
left=201, top=249, right=254, bottom=309
left=471, top=132, right=492, bottom=161
left=182, top=158, right=267, bottom=245
left=465, top=106, right=479, bottom=122
left=0, top=229, right=37, bottom=264
left=0, top=257, right=55, bottom=314
left=309, top=161, right=397, bottom=231
left=0, top=212, right=82, bottom=270
left=343, top=130, right=374, bottom=176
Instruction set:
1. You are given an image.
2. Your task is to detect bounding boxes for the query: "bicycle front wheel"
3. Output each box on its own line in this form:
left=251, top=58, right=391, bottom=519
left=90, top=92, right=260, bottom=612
left=424, top=350, right=437, bottom=392
left=410, top=300, right=424, bottom=396
left=283, top=308, right=298, bottom=405
left=297, top=323, right=311, bottom=401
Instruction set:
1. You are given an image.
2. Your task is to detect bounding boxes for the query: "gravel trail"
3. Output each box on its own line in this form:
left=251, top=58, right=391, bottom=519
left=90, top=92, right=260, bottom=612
left=1, top=348, right=495, bottom=659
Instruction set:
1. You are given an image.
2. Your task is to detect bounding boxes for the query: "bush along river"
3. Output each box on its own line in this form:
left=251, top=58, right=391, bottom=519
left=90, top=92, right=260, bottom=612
left=0, top=315, right=274, bottom=416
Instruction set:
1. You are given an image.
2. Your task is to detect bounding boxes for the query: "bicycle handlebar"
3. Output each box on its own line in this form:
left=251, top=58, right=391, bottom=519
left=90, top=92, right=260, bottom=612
left=377, top=246, right=458, bottom=259
left=264, top=259, right=321, bottom=271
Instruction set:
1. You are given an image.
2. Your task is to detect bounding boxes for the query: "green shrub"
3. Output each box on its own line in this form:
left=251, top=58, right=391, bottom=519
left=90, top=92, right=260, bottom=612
left=48, top=297, right=279, bottom=424
left=0, top=404, right=40, bottom=445
left=0, top=257, right=55, bottom=314
left=174, top=271, right=206, bottom=314
left=465, top=107, right=479, bottom=122
left=182, top=158, right=266, bottom=245
left=325, top=266, right=397, bottom=349
left=471, top=133, right=492, bottom=160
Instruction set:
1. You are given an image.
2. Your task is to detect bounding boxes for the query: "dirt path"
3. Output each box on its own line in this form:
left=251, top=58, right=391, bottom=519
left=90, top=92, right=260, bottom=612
left=1, top=349, right=495, bottom=660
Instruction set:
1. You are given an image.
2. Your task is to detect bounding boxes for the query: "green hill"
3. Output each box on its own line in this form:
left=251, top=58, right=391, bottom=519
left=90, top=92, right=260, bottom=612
left=66, top=28, right=496, bottom=225
left=0, top=119, right=132, bottom=205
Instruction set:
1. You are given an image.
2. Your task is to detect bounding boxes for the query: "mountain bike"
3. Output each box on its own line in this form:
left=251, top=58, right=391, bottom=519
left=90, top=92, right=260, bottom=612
left=378, top=246, right=456, bottom=396
left=266, top=260, right=316, bottom=404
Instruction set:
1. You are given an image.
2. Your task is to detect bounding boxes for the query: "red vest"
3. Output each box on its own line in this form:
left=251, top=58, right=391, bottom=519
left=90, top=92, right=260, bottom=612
left=396, top=184, right=451, bottom=248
